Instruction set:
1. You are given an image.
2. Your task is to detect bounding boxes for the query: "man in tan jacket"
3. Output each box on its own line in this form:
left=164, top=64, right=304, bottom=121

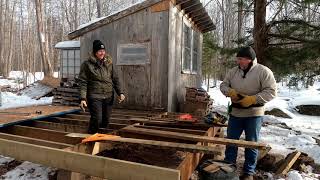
left=220, top=46, right=277, bottom=180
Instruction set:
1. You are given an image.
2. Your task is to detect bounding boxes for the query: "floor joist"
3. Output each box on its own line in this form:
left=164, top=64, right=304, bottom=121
left=0, top=132, right=72, bottom=149
left=0, top=138, right=180, bottom=180
left=1, top=125, right=82, bottom=145
left=121, top=126, right=267, bottom=149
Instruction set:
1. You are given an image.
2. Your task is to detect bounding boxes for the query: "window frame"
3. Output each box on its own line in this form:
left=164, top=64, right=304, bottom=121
left=182, top=19, right=200, bottom=75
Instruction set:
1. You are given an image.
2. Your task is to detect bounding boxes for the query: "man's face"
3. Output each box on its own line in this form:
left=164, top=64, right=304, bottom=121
left=95, top=49, right=106, bottom=60
left=236, top=57, right=251, bottom=70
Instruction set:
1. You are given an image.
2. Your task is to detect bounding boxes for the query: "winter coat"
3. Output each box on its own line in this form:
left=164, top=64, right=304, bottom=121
left=220, top=59, right=277, bottom=117
left=78, top=53, right=122, bottom=100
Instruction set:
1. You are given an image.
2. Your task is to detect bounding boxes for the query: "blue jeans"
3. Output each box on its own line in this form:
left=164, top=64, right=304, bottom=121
left=224, top=115, right=263, bottom=175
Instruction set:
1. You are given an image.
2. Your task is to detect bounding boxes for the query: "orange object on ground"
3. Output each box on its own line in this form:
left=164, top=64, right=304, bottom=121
left=179, top=114, right=193, bottom=120
left=178, top=114, right=198, bottom=123
left=82, top=133, right=120, bottom=143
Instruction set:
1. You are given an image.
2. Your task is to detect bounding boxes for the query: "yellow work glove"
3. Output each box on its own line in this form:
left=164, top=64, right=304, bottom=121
left=228, top=89, right=240, bottom=102
left=237, top=95, right=256, bottom=107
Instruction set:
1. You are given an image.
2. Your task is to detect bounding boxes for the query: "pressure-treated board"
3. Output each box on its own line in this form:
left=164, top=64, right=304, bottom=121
left=0, top=138, right=180, bottom=180
left=121, top=126, right=267, bottom=149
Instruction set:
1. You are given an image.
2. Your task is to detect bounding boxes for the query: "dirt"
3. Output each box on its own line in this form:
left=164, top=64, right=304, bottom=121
left=265, top=108, right=292, bottom=118
left=39, top=76, right=60, bottom=88
left=0, top=160, right=22, bottom=176
left=97, top=144, right=186, bottom=169
left=296, top=105, right=320, bottom=116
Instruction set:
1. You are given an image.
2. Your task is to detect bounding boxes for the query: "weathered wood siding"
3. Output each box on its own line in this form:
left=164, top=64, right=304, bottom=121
left=80, top=6, right=169, bottom=110
left=168, top=2, right=203, bottom=112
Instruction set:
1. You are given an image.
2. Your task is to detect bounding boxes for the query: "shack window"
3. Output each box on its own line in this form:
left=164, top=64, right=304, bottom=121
left=61, top=49, right=80, bottom=78
left=182, top=23, right=200, bottom=74
left=117, top=43, right=150, bottom=65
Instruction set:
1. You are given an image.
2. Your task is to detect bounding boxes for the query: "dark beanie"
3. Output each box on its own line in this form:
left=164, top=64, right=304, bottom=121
left=92, top=40, right=105, bottom=53
left=236, top=46, right=256, bottom=60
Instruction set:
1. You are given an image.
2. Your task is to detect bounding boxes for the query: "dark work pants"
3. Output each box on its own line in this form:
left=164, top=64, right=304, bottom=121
left=87, top=98, right=113, bottom=134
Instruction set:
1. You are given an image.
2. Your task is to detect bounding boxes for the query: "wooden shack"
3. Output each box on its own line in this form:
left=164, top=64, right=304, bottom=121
left=68, top=0, right=215, bottom=112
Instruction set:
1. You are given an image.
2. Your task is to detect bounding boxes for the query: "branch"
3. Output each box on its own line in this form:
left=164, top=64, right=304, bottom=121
left=268, top=41, right=304, bottom=46
left=268, top=33, right=320, bottom=43
left=288, top=0, right=320, bottom=15
left=269, top=0, right=284, bottom=26
left=268, top=19, right=320, bottom=30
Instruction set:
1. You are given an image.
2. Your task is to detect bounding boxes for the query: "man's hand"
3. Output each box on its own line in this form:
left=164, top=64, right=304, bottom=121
left=237, top=95, right=256, bottom=107
left=80, top=100, right=87, bottom=112
left=118, top=94, right=125, bottom=103
left=228, top=89, right=241, bottom=102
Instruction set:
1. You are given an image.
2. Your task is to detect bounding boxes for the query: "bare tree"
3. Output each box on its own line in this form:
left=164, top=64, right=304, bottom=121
left=34, top=0, right=53, bottom=76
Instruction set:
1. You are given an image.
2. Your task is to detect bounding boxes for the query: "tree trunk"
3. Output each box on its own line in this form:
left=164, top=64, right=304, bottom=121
left=253, top=0, right=267, bottom=65
left=237, top=0, right=243, bottom=46
left=96, top=0, right=101, bottom=18
left=34, top=0, right=53, bottom=77
left=6, top=0, right=17, bottom=78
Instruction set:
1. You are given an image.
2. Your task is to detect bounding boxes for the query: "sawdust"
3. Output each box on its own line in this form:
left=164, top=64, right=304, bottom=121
left=98, top=144, right=186, bottom=169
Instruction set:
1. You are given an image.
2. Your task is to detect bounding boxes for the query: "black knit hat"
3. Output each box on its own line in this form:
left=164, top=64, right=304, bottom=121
left=92, top=40, right=105, bottom=53
left=236, top=46, right=256, bottom=60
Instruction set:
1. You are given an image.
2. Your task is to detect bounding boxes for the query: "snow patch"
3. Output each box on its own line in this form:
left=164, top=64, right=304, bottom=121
left=0, top=92, right=52, bottom=110
left=1, top=161, right=56, bottom=180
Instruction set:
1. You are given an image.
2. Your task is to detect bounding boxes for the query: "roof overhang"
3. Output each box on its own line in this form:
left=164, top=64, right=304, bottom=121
left=174, top=0, right=216, bottom=33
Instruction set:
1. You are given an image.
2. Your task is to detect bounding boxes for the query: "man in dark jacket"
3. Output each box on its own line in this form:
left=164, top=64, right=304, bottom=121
left=78, top=40, right=125, bottom=134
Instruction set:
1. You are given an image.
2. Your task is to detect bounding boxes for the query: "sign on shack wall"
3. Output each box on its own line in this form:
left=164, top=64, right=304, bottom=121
left=117, top=43, right=150, bottom=65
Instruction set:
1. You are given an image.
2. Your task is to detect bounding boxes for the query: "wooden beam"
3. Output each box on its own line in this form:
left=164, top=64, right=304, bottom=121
left=0, top=138, right=180, bottom=180
left=151, top=0, right=170, bottom=12
left=29, top=121, right=89, bottom=133
left=276, top=151, right=301, bottom=175
left=65, top=113, right=148, bottom=120
left=49, top=117, right=129, bottom=129
left=177, top=127, right=214, bottom=180
left=0, top=132, right=72, bottom=149
left=49, top=117, right=89, bottom=126
left=175, top=0, right=193, bottom=6
left=133, top=125, right=206, bottom=135
left=121, top=126, right=267, bottom=149
left=180, top=0, right=199, bottom=10
left=184, top=5, right=203, bottom=15
left=67, top=133, right=221, bottom=155
left=1, top=125, right=81, bottom=145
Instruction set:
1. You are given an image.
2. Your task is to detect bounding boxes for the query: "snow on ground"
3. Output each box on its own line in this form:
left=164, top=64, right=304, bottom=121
left=0, top=71, right=59, bottom=89
left=0, top=156, right=14, bottom=165
left=1, top=161, right=56, bottom=180
left=204, top=79, right=320, bottom=179
left=0, top=92, right=52, bottom=110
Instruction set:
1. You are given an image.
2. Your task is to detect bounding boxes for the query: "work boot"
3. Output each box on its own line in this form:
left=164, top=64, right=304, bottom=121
left=239, top=173, right=253, bottom=180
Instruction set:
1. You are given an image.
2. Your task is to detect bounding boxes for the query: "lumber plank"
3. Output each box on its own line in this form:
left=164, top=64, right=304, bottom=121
left=121, top=126, right=267, bottom=149
left=133, top=125, right=206, bottom=135
left=1, top=125, right=81, bottom=145
left=276, top=151, right=301, bottom=175
left=0, top=138, right=180, bottom=180
left=66, top=133, right=221, bottom=155
left=0, top=132, right=72, bottom=149
left=177, top=127, right=214, bottom=180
